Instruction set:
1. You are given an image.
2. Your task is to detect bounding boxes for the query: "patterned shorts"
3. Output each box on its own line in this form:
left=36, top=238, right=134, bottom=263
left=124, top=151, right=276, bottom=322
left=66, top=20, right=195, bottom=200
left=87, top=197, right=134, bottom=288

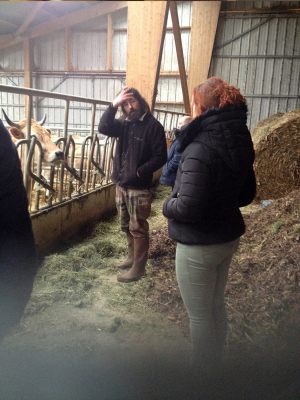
left=115, top=185, right=153, bottom=238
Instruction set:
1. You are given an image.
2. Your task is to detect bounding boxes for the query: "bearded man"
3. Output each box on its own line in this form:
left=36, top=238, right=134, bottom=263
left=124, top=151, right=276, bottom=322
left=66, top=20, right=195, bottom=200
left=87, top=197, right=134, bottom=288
left=98, top=87, right=167, bottom=283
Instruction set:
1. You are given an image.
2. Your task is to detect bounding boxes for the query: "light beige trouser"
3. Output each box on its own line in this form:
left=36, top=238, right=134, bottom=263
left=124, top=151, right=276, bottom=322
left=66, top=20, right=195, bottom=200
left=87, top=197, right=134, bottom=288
left=175, top=238, right=239, bottom=372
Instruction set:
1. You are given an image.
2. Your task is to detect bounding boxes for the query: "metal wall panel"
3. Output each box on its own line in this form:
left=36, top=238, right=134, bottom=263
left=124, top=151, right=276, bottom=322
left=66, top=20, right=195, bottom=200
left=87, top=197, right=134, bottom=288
left=0, top=75, right=24, bottom=121
left=222, top=1, right=300, bottom=10
left=112, top=8, right=127, bottom=71
left=72, top=31, right=107, bottom=70
left=157, top=77, right=183, bottom=104
left=34, top=32, right=65, bottom=71
left=0, top=45, right=23, bottom=71
left=35, top=75, right=124, bottom=131
left=210, top=2, right=300, bottom=131
left=161, top=31, right=190, bottom=72
left=112, top=31, right=127, bottom=71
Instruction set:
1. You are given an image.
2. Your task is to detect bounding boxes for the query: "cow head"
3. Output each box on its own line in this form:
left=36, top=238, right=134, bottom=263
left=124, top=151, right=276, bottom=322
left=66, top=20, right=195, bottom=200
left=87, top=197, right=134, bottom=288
left=2, top=109, right=64, bottom=164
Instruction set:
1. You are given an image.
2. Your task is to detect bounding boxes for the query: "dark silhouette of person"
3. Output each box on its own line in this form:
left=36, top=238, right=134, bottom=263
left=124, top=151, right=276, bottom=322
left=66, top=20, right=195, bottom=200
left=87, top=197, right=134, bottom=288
left=0, top=119, right=37, bottom=340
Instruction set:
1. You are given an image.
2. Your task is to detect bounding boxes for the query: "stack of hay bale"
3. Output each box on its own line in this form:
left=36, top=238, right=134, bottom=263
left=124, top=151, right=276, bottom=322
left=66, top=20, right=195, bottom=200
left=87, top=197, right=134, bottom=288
left=252, top=109, right=300, bottom=200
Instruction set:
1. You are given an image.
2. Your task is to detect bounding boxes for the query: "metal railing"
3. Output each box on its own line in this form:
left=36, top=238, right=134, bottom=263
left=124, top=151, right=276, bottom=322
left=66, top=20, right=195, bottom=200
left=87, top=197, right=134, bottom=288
left=0, top=84, right=185, bottom=214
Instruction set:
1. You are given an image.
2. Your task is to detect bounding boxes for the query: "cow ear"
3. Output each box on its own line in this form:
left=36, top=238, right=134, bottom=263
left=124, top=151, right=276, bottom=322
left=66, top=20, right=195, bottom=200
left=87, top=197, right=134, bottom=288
left=46, top=129, right=51, bottom=135
left=9, top=127, right=24, bottom=139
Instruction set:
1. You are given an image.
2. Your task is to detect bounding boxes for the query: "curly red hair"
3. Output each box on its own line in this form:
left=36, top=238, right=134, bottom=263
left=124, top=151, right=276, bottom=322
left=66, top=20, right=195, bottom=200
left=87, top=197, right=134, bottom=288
left=191, top=76, right=246, bottom=117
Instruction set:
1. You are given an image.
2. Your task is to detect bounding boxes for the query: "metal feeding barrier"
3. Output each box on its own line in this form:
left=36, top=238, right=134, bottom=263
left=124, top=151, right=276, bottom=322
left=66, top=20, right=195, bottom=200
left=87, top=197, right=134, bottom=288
left=0, top=84, right=186, bottom=214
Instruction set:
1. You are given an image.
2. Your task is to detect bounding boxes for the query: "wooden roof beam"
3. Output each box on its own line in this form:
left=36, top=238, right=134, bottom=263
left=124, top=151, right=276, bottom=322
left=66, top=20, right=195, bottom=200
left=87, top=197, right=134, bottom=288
left=15, top=2, right=44, bottom=37
left=0, top=19, right=19, bottom=30
left=0, top=1, right=127, bottom=51
left=0, top=34, right=14, bottom=45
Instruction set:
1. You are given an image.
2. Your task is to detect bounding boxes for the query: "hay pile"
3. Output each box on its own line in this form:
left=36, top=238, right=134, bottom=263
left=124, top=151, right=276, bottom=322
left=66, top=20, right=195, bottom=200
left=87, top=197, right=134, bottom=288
left=252, top=109, right=300, bottom=200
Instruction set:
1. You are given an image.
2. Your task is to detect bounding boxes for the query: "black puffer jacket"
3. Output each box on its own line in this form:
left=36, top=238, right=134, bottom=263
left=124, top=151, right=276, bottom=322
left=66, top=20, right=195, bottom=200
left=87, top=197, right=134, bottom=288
left=99, top=105, right=167, bottom=189
left=163, top=104, right=256, bottom=245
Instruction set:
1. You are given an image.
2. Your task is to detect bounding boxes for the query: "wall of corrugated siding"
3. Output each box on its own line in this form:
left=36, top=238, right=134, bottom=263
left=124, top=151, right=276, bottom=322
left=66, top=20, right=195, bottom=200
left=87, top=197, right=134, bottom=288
left=33, top=8, right=127, bottom=129
left=0, top=44, right=23, bottom=71
left=0, top=9, right=127, bottom=130
left=0, top=75, right=24, bottom=121
left=72, top=31, right=107, bottom=71
left=210, top=1, right=300, bottom=131
left=34, top=33, right=65, bottom=71
left=112, top=8, right=127, bottom=71
left=34, top=75, right=124, bottom=130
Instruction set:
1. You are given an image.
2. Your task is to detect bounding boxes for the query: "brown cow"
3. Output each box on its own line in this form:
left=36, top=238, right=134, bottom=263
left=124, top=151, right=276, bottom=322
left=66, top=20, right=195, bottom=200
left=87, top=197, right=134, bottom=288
left=1, top=109, right=64, bottom=163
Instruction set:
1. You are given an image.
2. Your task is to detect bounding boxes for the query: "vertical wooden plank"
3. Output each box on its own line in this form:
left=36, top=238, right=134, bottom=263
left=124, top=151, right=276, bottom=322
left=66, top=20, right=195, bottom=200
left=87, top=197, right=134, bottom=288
left=127, top=1, right=169, bottom=110
left=24, top=38, right=32, bottom=88
left=188, top=1, right=221, bottom=95
left=24, top=38, right=32, bottom=118
left=169, top=1, right=191, bottom=114
left=64, top=28, right=73, bottom=71
left=106, top=14, right=113, bottom=71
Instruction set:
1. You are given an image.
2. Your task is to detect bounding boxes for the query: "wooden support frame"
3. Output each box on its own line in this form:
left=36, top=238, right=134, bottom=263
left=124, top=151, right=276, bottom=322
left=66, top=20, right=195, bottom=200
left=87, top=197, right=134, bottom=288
left=127, top=1, right=169, bottom=111
left=106, top=14, right=113, bottom=72
left=188, top=1, right=221, bottom=97
left=24, top=38, right=33, bottom=116
left=15, top=2, right=44, bottom=38
left=169, top=0, right=190, bottom=115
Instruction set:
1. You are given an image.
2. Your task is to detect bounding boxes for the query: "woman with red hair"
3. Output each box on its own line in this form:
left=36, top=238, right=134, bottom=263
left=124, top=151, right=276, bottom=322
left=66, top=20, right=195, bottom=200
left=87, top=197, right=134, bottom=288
left=163, top=77, right=256, bottom=375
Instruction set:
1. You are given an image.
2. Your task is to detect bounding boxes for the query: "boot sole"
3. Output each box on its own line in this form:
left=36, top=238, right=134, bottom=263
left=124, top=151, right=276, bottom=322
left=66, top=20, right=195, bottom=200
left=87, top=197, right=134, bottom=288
left=117, top=274, right=145, bottom=283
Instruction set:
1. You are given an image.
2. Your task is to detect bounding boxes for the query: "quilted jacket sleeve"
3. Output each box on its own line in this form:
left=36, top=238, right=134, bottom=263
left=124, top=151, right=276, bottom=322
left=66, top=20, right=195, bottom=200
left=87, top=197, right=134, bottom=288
left=238, top=167, right=256, bottom=207
left=163, top=152, right=211, bottom=223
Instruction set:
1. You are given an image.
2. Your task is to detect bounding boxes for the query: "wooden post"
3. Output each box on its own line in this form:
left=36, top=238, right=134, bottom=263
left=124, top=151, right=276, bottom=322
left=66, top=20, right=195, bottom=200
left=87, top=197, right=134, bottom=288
left=127, top=1, right=169, bottom=110
left=169, top=1, right=190, bottom=114
left=106, top=14, right=113, bottom=72
left=188, top=1, right=221, bottom=96
left=24, top=38, right=32, bottom=118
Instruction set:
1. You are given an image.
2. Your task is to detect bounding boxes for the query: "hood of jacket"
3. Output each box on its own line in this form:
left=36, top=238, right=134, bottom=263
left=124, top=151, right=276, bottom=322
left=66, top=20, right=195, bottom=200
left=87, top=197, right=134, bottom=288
left=178, top=103, right=254, bottom=173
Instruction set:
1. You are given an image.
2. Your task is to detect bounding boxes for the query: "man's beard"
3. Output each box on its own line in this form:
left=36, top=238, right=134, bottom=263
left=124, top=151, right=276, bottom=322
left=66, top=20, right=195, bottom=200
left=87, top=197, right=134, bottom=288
left=126, top=109, right=143, bottom=121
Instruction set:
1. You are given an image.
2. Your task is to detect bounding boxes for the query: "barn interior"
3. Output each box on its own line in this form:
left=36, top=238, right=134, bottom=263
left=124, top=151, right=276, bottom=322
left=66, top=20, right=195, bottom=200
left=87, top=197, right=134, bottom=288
left=0, top=1, right=299, bottom=399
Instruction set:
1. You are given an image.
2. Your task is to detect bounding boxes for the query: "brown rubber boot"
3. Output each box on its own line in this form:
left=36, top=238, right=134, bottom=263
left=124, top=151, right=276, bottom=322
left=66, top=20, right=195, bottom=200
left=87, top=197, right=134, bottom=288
left=117, top=236, right=149, bottom=283
left=117, top=231, right=134, bottom=269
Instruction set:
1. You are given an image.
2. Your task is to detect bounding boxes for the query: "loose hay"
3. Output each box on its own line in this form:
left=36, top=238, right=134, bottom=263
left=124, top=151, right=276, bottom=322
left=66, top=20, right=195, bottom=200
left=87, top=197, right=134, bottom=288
left=26, top=184, right=299, bottom=358
left=26, top=218, right=127, bottom=314
left=252, top=109, right=300, bottom=200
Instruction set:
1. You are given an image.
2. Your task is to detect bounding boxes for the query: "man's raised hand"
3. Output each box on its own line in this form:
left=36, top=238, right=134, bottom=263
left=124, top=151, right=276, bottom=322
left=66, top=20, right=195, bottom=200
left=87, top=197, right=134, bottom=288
left=112, top=87, right=134, bottom=108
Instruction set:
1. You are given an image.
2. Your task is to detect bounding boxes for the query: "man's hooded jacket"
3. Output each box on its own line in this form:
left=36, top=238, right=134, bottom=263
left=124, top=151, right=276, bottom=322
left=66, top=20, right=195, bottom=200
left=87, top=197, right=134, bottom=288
left=99, top=105, right=167, bottom=189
